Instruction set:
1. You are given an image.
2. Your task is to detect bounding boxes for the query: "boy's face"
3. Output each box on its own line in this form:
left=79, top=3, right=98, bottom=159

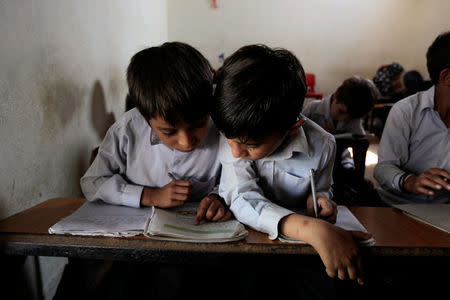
left=149, top=115, right=209, bottom=152
left=330, top=95, right=351, bottom=122
left=226, top=132, right=287, bottom=160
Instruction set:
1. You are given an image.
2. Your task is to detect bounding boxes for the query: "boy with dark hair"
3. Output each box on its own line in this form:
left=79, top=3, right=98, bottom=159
left=211, top=44, right=371, bottom=286
left=302, top=75, right=377, bottom=137
left=81, top=41, right=230, bottom=223
left=374, top=31, right=450, bottom=204
left=302, top=76, right=378, bottom=205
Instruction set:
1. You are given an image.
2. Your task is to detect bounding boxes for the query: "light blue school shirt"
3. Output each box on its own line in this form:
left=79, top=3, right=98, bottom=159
left=302, top=94, right=364, bottom=168
left=218, top=117, right=336, bottom=239
left=302, top=95, right=365, bottom=135
left=374, top=86, right=450, bottom=203
left=80, top=108, right=221, bottom=208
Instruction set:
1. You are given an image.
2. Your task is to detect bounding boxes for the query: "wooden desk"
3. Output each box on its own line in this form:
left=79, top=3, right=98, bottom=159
left=1, top=197, right=449, bottom=263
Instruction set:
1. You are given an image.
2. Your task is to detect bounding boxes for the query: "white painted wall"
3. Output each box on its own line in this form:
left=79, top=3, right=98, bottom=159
left=168, top=0, right=450, bottom=95
left=0, top=0, right=167, bottom=298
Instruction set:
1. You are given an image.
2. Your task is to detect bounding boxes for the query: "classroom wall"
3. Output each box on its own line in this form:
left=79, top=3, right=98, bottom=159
left=168, top=0, right=450, bottom=96
left=0, top=0, right=167, bottom=298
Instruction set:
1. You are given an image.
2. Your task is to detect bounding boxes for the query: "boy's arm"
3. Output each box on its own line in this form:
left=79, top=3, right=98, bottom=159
left=80, top=125, right=143, bottom=208
left=279, top=213, right=371, bottom=284
left=218, top=140, right=292, bottom=239
left=373, top=104, right=412, bottom=192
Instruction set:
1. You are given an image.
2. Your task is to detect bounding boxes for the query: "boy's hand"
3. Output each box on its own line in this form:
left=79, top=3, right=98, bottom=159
left=403, top=168, right=450, bottom=196
left=280, top=214, right=372, bottom=285
left=314, top=226, right=372, bottom=285
left=306, top=195, right=337, bottom=224
left=194, top=193, right=232, bottom=225
left=140, top=180, right=192, bottom=208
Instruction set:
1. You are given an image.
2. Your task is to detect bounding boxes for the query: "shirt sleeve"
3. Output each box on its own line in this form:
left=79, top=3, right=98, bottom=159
left=80, top=124, right=143, bottom=208
left=373, top=104, right=411, bottom=192
left=315, top=136, right=336, bottom=199
left=218, top=142, right=293, bottom=240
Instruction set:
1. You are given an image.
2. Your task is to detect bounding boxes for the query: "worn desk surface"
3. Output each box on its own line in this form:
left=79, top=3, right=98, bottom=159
left=0, top=198, right=449, bottom=263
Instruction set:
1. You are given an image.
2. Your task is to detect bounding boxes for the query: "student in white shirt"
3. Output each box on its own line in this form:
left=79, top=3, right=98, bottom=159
left=211, top=44, right=372, bottom=287
left=81, top=42, right=231, bottom=223
left=374, top=31, right=450, bottom=204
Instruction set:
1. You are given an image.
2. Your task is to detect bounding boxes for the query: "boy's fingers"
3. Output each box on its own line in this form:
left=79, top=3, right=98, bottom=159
left=356, top=258, right=365, bottom=285
left=318, top=198, right=337, bottom=223
left=337, top=268, right=347, bottom=280
left=421, top=177, right=441, bottom=190
left=219, top=210, right=232, bottom=221
left=325, top=267, right=337, bottom=279
left=429, top=175, right=450, bottom=190
left=205, top=201, right=220, bottom=220
left=306, top=195, right=314, bottom=216
left=212, top=206, right=225, bottom=221
left=171, top=190, right=189, bottom=201
left=172, top=180, right=192, bottom=187
left=347, top=265, right=357, bottom=280
left=173, top=185, right=191, bottom=195
left=428, top=168, right=450, bottom=180
left=195, top=198, right=212, bottom=224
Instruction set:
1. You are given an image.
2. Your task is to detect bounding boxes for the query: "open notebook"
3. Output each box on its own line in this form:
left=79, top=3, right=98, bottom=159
left=279, top=206, right=376, bottom=246
left=48, top=200, right=154, bottom=237
left=144, top=202, right=248, bottom=243
left=49, top=200, right=248, bottom=242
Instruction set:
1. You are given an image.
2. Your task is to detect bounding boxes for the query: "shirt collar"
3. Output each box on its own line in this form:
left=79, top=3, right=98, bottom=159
left=418, top=85, right=435, bottom=112
left=261, top=119, right=310, bottom=162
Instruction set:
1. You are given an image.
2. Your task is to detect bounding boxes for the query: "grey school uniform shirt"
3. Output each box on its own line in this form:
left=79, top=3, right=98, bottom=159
left=302, top=94, right=364, bottom=168
left=80, top=108, right=221, bottom=208
left=374, top=86, right=450, bottom=203
left=302, top=95, right=365, bottom=135
left=218, top=117, right=336, bottom=239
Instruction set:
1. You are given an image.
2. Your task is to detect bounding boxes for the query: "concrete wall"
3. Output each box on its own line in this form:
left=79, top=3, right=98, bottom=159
left=168, top=0, right=450, bottom=95
left=0, top=0, right=167, bottom=298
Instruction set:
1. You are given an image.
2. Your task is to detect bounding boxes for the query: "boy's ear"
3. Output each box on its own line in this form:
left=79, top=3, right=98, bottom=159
left=439, top=68, right=450, bottom=86
left=287, top=119, right=306, bottom=136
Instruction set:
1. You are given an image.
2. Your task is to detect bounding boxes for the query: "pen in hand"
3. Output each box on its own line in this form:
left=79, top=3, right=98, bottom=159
left=309, top=168, right=318, bottom=218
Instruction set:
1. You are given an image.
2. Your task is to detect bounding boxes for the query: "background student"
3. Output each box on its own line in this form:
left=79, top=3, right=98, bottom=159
left=374, top=31, right=450, bottom=204
left=302, top=76, right=379, bottom=205
left=211, top=44, right=372, bottom=294
left=302, top=75, right=377, bottom=163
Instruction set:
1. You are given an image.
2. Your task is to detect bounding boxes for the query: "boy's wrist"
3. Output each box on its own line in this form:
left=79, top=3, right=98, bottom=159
left=140, top=187, right=155, bottom=207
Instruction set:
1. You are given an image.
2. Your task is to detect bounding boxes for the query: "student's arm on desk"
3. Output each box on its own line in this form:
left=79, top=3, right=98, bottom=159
left=279, top=214, right=372, bottom=285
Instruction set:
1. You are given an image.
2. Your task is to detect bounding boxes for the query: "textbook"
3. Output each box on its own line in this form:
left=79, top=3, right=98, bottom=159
left=49, top=200, right=248, bottom=242
left=279, top=205, right=376, bottom=246
left=144, top=202, right=248, bottom=243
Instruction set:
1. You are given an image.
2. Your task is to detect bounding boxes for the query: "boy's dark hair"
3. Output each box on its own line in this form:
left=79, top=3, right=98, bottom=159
left=211, top=44, right=307, bottom=142
left=127, top=42, right=213, bottom=125
left=335, top=76, right=378, bottom=119
left=426, top=31, right=450, bottom=84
